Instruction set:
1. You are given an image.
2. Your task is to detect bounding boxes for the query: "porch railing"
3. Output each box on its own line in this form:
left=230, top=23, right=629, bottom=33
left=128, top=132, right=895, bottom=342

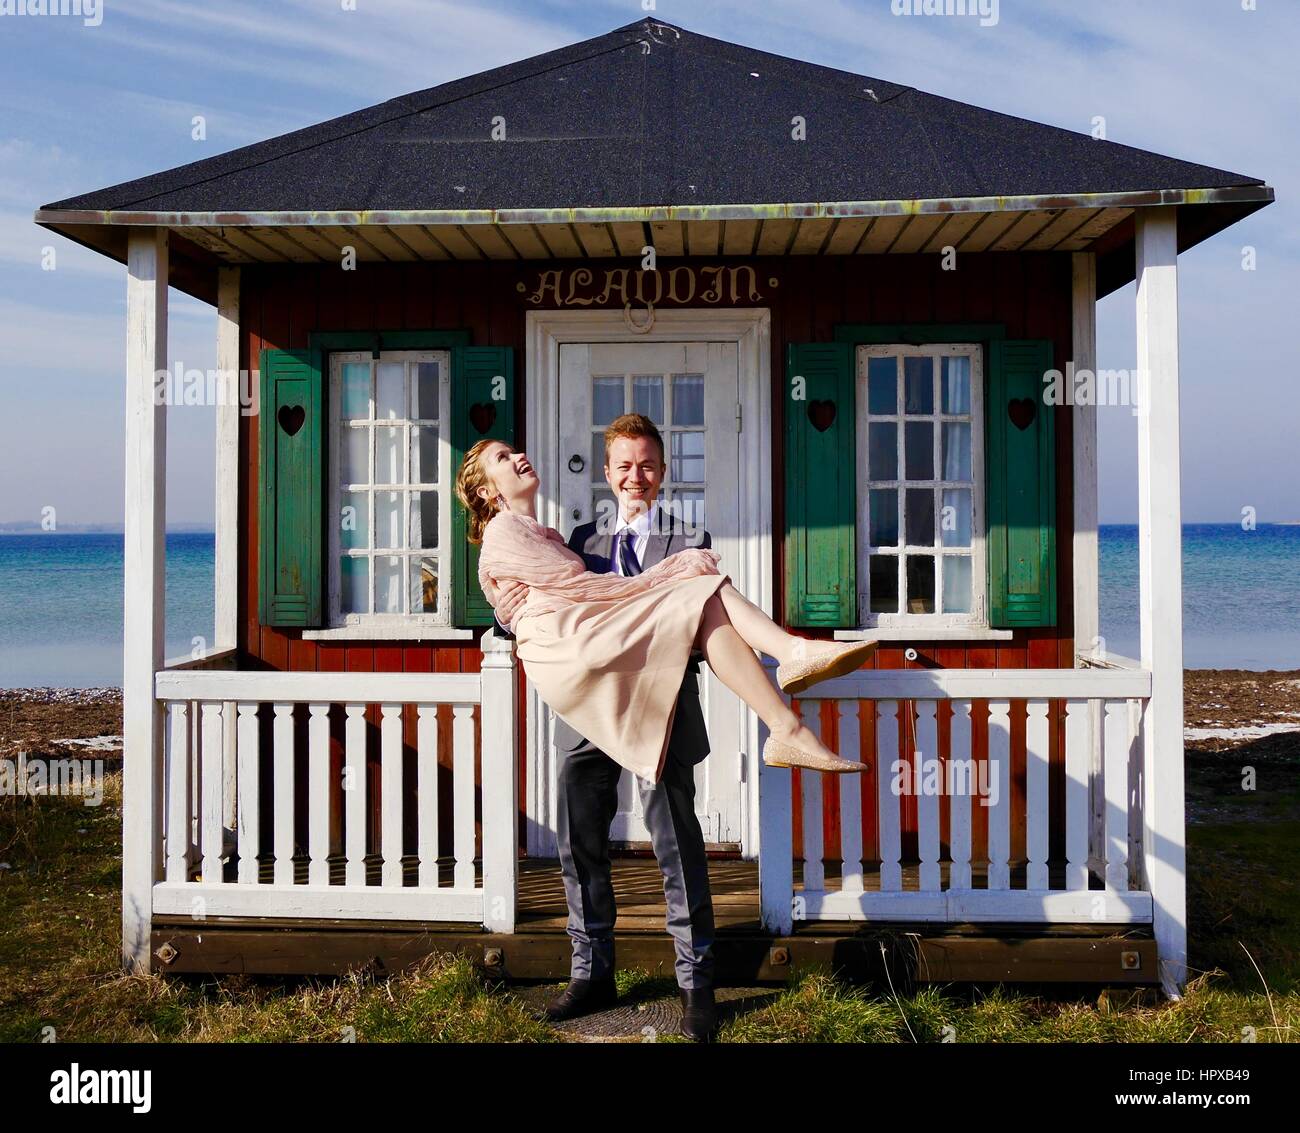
left=149, top=633, right=517, bottom=928
left=758, top=667, right=1154, bottom=929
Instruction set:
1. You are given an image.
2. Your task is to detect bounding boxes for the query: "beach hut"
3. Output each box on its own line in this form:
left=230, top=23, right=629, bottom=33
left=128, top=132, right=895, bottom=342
left=35, top=18, right=1273, bottom=996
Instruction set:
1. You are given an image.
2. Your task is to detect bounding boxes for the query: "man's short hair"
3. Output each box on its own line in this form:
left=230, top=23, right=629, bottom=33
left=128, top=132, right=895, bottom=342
left=603, top=412, right=665, bottom=465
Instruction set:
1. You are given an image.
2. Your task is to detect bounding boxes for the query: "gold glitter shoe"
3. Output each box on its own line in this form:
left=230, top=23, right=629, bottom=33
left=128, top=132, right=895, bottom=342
left=776, top=640, right=879, bottom=695
left=762, top=736, right=864, bottom=774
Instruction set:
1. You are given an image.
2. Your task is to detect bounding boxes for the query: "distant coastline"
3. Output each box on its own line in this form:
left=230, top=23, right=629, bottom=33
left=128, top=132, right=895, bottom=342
left=0, top=523, right=214, bottom=535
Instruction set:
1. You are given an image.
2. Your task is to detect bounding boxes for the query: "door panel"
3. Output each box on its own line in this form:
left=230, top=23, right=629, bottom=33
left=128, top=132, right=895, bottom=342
left=548, top=340, right=745, bottom=846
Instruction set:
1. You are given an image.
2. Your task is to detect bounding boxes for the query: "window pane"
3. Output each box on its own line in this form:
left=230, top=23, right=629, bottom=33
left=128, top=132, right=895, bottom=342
left=343, top=426, right=368, bottom=485
left=375, top=490, right=403, bottom=549
left=412, top=556, right=438, bottom=614
left=341, top=556, right=368, bottom=614
left=633, top=375, right=664, bottom=423
left=943, top=554, right=972, bottom=613
left=413, top=361, right=439, bottom=419
left=412, top=424, right=438, bottom=485
left=904, top=356, right=933, bottom=414
left=671, top=430, right=705, bottom=482
left=674, top=489, right=705, bottom=533
left=591, top=432, right=607, bottom=483
left=869, top=554, right=898, bottom=613
left=867, top=356, right=896, bottom=415
left=904, top=421, right=934, bottom=480
left=905, top=488, right=934, bottom=546
left=341, top=362, right=370, bottom=419
left=410, top=491, right=438, bottom=549
left=868, top=489, right=898, bottom=547
left=672, top=374, right=704, bottom=425
left=942, top=422, right=972, bottom=481
left=376, top=362, right=404, bottom=420
left=905, top=555, right=935, bottom=613
left=941, top=488, right=972, bottom=547
left=340, top=491, right=368, bottom=550
left=375, top=556, right=402, bottom=613
left=868, top=422, right=897, bottom=480
left=593, top=377, right=623, bottom=425
left=375, top=425, right=402, bottom=484
left=942, top=356, right=971, bottom=414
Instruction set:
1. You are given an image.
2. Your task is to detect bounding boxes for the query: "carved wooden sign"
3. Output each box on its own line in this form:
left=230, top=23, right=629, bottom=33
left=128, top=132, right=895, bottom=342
left=517, top=266, right=770, bottom=331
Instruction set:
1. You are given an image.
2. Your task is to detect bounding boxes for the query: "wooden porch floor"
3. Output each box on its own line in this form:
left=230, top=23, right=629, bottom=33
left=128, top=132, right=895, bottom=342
left=161, top=856, right=1157, bottom=985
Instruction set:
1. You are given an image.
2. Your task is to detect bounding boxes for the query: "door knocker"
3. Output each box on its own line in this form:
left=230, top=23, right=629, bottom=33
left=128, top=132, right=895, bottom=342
left=568, top=453, right=585, bottom=473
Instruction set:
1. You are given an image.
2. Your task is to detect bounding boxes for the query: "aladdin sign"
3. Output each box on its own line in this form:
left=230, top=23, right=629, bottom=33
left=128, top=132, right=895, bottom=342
left=519, top=265, right=770, bottom=331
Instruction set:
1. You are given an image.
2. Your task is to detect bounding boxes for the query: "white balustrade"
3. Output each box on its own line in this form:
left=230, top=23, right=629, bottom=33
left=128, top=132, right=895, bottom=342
left=760, top=667, right=1154, bottom=932
left=152, top=641, right=517, bottom=926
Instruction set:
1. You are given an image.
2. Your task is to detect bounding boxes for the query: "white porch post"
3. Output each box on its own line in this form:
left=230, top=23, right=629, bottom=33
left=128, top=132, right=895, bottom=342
left=480, top=630, right=519, bottom=932
left=1134, top=207, right=1187, bottom=997
left=1071, top=252, right=1108, bottom=879
left=216, top=267, right=241, bottom=843
left=1071, top=251, right=1100, bottom=658
left=215, top=266, right=240, bottom=652
left=122, top=227, right=169, bottom=973
left=757, top=659, right=793, bottom=933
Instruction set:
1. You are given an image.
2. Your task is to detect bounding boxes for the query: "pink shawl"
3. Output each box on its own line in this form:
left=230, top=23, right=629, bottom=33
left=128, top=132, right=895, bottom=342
left=478, top=511, right=722, bottom=632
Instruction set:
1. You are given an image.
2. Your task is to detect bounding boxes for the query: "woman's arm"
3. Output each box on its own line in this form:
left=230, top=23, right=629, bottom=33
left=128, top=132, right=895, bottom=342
left=479, top=511, right=720, bottom=606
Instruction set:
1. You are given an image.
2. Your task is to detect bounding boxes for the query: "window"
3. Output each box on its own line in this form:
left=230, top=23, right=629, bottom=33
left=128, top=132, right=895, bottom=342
left=327, top=350, right=452, bottom=627
left=587, top=367, right=707, bottom=532
left=856, top=344, right=985, bottom=626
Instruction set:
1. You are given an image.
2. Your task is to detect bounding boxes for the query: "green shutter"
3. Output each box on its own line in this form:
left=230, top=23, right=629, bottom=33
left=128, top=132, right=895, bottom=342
left=451, top=345, right=516, bottom=625
left=784, top=342, right=856, bottom=626
left=986, top=338, right=1056, bottom=627
left=259, top=348, right=323, bottom=627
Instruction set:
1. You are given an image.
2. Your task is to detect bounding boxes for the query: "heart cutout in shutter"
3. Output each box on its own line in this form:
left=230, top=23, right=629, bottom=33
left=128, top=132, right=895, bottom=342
left=1008, top=397, right=1037, bottom=431
left=277, top=404, right=306, bottom=437
left=808, top=399, right=836, bottom=433
left=469, top=402, right=497, bottom=435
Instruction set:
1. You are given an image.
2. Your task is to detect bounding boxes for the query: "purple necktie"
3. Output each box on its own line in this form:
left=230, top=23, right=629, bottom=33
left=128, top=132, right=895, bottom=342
left=615, top=527, right=642, bottom=576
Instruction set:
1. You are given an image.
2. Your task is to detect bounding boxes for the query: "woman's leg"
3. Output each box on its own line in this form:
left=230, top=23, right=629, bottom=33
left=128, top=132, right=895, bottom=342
left=715, top=582, right=847, bottom=665
left=692, top=592, right=839, bottom=759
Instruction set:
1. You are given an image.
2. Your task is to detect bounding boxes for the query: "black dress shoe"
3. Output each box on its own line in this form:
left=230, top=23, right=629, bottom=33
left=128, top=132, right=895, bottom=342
left=541, top=975, right=618, bottom=1022
left=679, top=986, right=718, bottom=1041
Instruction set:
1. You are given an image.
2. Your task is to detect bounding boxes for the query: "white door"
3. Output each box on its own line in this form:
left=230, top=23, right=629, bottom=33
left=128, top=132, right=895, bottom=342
left=548, top=340, right=746, bottom=847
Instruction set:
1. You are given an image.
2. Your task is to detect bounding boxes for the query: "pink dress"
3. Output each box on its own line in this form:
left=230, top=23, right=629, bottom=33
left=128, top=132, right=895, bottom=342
left=477, top=511, right=730, bottom=782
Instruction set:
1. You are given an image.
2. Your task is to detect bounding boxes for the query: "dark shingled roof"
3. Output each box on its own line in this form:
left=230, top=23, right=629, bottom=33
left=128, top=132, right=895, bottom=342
left=42, top=18, right=1264, bottom=214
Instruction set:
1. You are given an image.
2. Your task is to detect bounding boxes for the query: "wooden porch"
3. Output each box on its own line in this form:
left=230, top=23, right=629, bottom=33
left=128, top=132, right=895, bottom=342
left=152, top=856, right=1158, bottom=986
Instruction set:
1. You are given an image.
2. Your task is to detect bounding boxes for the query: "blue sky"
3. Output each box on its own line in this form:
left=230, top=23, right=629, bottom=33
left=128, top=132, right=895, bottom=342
left=1, top=0, right=1294, bottom=526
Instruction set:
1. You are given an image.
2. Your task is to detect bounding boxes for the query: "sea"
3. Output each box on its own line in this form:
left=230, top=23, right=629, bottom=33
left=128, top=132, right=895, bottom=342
left=0, top=525, right=1297, bottom=687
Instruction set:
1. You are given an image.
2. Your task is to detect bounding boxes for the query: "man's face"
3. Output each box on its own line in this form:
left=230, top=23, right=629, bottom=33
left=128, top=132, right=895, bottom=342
left=604, top=434, right=665, bottom=522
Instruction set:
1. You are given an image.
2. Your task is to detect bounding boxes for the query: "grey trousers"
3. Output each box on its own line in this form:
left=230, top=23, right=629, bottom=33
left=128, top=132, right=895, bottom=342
left=555, top=744, right=716, bottom=990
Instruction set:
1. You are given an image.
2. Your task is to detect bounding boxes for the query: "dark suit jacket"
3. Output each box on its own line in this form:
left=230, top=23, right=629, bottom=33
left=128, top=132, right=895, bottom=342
left=493, top=509, right=714, bottom=766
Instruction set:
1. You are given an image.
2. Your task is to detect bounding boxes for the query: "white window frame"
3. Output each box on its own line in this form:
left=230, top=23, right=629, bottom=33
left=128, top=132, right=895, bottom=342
left=322, top=349, right=454, bottom=633
left=853, top=342, right=989, bottom=631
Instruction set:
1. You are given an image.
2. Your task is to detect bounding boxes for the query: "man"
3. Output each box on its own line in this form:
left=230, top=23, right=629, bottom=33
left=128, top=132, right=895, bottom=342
left=493, top=412, right=719, bottom=1041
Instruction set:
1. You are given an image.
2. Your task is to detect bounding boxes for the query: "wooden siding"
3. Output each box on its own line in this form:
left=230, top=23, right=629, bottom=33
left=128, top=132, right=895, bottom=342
left=239, top=252, right=1077, bottom=857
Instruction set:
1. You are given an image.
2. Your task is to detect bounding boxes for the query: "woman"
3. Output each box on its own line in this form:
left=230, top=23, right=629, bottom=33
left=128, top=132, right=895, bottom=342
left=456, top=439, right=876, bottom=783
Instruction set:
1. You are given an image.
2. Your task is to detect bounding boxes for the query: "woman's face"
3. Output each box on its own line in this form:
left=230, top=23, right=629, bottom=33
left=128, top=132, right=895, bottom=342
left=477, top=441, right=539, bottom=508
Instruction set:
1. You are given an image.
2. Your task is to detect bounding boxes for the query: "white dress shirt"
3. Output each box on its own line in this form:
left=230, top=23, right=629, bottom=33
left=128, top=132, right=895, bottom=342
left=612, top=498, right=660, bottom=575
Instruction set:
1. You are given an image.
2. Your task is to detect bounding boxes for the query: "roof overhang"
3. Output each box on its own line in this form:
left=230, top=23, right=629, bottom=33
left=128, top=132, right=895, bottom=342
left=34, top=183, right=1274, bottom=306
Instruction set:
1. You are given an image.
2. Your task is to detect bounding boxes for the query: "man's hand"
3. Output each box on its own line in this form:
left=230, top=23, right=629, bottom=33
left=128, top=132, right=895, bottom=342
left=495, top=579, right=529, bottom=625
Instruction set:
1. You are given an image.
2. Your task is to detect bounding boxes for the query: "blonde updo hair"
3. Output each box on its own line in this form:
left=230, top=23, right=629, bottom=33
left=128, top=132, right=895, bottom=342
left=455, top=438, right=507, bottom=545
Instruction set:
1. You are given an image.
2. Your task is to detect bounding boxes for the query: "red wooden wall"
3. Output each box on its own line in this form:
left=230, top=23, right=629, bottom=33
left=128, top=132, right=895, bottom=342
left=238, top=252, right=1077, bottom=862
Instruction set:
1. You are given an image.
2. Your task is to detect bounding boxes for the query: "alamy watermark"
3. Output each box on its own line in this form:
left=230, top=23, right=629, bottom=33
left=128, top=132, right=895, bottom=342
left=1, top=752, right=104, bottom=805
left=0, top=0, right=102, bottom=26
left=154, top=364, right=259, bottom=415
left=890, top=0, right=999, bottom=28
left=1042, top=362, right=1149, bottom=416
